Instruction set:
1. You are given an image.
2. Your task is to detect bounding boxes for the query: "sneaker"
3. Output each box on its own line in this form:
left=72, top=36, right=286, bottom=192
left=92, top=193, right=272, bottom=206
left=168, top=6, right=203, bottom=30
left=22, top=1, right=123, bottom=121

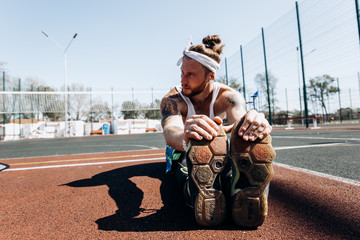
left=186, top=123, right=228, bottom=226
left=230, top=119, right=276, bottom=227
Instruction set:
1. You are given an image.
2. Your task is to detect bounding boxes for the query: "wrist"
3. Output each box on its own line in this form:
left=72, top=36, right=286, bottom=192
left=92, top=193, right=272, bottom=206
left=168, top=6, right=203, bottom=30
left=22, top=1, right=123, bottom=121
left=182, top=139, right=188, bottom=152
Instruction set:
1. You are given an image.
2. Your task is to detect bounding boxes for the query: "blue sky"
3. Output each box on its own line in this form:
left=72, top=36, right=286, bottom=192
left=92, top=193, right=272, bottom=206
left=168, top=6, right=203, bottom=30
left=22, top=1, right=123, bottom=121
left=1, top=0, right=299, bottom=92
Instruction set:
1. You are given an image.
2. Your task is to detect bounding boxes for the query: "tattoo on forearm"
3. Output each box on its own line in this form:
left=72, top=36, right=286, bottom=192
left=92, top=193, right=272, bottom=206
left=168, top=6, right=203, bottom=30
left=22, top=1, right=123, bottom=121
left=226, top=93, right=244, bottom=111
left=226, top=96, right=236, bottom=107
left=161, top=97, right=179, bottom=125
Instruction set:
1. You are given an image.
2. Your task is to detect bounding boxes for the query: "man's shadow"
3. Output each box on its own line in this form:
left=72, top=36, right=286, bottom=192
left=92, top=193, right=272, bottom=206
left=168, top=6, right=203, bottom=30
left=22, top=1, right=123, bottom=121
left=64, top=162, right=199, bottom=232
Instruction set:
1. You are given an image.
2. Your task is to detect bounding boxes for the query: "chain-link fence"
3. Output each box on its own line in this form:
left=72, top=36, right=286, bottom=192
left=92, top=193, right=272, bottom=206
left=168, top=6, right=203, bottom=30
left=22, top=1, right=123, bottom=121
left=216, top=0, right=360, bottom=126
left=0, top=88, right=167, bottom=140
left=0, top=89, right=167, bottom=122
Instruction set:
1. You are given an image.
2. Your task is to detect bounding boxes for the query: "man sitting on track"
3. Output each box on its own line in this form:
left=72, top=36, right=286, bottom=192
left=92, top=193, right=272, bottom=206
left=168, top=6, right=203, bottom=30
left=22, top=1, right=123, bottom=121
left=160, top=35, right=276, bottom=227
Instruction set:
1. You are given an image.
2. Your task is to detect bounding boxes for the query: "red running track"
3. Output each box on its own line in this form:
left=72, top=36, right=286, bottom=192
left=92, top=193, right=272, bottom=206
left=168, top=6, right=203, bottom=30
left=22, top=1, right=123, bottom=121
left=0, top=149, right=359, bottom=239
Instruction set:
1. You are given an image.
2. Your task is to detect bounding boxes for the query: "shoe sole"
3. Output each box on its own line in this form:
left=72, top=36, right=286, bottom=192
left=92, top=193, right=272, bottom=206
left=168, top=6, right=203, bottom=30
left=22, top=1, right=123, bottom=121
left=187, top=125, right=228, bottom=226
left=230, top=119, right=276, bottom=227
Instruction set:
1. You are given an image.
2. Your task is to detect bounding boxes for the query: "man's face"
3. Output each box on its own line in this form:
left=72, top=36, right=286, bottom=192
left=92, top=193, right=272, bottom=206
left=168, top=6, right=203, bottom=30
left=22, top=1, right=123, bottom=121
left=180, top=56, right=212, bottom=97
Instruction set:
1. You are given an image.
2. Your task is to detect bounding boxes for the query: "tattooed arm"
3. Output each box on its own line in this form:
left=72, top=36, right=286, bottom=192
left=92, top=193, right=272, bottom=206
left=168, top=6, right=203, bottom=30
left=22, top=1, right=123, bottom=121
left=225, top=90, right=247, bottom=125
left=160, top=95, right=186, bottom=151
left=161, top=91, right=219, bottom=151
left=224, top=88, right=272, bottom=141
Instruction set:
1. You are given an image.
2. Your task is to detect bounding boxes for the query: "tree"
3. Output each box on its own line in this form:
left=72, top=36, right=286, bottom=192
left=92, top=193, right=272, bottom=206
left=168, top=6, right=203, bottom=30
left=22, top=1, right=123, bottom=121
left=24, top=77, right=46, bottom=91
left=274, top=110, right=291, bottom=125
left=0, top=70, right=60, bottom=122
left=39, top=85, right=63, bottom=121
left=67, top=83, right=91, bottom=121
left=144, top=99, right=161, bottom=119
left=88, top=102, right=111, bottom=121
left=308, top=74, right=339, bottom=121
left=335, top=107, right=352, bottom=121
left=254, top=72, right=278, bottom=116
left=121, top=100, right=142, bottom=119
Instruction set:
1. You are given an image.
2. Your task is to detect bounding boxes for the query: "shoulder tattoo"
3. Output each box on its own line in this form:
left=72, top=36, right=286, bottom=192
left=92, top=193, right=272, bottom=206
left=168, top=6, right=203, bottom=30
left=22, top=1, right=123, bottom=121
left=161, top=97, right=179, bottom=125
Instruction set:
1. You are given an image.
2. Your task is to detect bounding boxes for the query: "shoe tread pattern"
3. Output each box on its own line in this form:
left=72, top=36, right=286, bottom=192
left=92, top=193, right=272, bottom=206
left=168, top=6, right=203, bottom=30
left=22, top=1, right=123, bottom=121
left=187, top=125, right=228, bottom=226
left=230, top=119, right=276, bottom=227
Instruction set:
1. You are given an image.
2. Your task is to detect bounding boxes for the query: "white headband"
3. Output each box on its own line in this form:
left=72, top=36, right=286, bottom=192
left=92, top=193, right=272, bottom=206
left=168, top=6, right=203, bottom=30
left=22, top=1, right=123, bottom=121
left=176, top=36, right=220, bottom=73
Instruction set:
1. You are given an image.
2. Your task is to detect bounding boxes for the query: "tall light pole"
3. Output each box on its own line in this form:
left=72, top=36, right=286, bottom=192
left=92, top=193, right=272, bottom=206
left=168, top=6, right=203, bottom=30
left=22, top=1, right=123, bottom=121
left=42, top=31, right=77, bottom=137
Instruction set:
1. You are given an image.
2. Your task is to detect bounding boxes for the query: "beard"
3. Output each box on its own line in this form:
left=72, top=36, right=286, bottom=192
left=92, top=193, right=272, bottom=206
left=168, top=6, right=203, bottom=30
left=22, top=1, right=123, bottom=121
left=182, top=80, right=209, bottom=98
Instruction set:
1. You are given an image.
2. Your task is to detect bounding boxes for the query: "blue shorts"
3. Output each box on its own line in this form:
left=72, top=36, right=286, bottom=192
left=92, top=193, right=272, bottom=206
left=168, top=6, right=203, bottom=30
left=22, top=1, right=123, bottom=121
left=165, top=145, right=185, bottom=173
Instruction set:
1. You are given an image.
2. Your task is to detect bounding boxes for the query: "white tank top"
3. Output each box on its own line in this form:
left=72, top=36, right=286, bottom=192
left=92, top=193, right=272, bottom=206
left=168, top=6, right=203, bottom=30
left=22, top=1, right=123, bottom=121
left=175, top=82, right=221, bottom=120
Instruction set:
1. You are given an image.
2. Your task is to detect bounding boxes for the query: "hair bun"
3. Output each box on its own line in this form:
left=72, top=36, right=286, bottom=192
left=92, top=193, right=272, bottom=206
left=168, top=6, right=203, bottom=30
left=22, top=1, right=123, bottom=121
left=188, top=35, right=225, bottom=63
left=202, top=35, right=222, bottom=49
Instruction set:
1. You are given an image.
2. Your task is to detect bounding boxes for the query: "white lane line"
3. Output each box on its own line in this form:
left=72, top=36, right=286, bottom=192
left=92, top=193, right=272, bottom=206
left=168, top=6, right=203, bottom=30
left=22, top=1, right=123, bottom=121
left=274, top=162, right=360, bottom=186
left=273, top=136, right=360, bottom=141
left=130, top=145, right=159, bottom=150
left=274, top=142, right=347, bottom=151
left=3, top=157, right=164, bottom=172
left=0, top=148, right=163, bottom=161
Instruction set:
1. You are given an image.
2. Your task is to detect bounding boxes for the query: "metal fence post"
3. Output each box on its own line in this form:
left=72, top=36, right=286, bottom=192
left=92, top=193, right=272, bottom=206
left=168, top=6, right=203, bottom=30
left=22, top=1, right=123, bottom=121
left=31, top=85, right=34, bottom=126
left=2, top=72, right=5, bottom=139
left=296, top=1, right=309, bottom=128
left=18, top=78, right=21, bottom=139
left=355, top=0, right=360, bottom=46
left=337, top=78, right=342, bottom=123
left=111, top=87, right=114, bottom=120
left=261, top=27, right=272, bottom=125
left=225, top=57, right=229, bottom=86
left=240, top=45, right=246, bottom=102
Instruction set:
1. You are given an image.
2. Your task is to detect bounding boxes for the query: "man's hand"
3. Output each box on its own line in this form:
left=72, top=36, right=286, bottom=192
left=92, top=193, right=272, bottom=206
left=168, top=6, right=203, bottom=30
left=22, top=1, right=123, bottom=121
left=238, top=109, right=272, bottom=141
left=183, top=115, right=220, bottom=144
